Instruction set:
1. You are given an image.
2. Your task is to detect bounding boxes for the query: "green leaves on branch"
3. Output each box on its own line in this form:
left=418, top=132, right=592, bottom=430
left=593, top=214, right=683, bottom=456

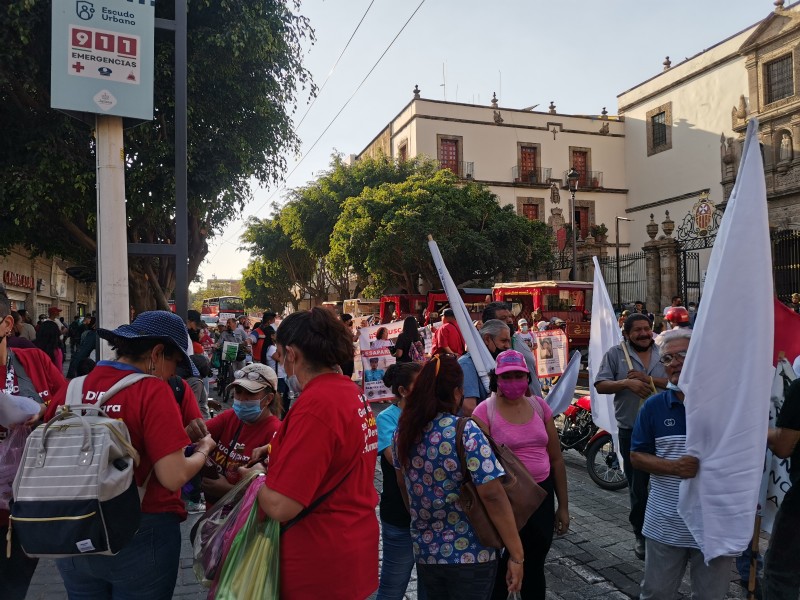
left=243, top=155, right=553, bottom=306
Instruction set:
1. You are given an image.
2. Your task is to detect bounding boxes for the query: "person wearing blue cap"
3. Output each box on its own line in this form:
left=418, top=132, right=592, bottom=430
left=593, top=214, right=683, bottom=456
left=44, top=310, right=216, bottom=599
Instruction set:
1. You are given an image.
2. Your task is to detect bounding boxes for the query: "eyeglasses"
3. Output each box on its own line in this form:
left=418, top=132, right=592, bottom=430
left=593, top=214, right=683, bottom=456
left=659, top=351, right=688, bottom=366
left=234, top=370, right=270, bottom=383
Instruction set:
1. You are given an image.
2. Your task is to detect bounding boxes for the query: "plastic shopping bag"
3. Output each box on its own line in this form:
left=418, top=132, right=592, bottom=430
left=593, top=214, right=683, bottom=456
left=213, top=500, right=279, bottom=600
left=193, top=471, right=264, bottom=587
left=0, top=426, right=30, bottom=510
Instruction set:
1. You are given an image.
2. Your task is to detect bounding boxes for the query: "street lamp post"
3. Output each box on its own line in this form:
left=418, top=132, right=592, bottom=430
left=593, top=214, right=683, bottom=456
left=615, top=216, right=634, bottom=311
left=567, top=169, right=580, bottom=280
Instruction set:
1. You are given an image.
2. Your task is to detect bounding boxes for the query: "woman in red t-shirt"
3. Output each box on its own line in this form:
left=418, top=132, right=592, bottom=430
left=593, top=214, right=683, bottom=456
left=43, top=311, right=216, bottom=600
left=201, top=363, right=281, bottom=507
left=254, top=308, right=378, bottom=600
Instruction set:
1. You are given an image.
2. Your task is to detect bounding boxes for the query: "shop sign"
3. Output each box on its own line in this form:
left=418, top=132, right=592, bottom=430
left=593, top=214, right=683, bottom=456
left=3, top=271, right=35, bottom=289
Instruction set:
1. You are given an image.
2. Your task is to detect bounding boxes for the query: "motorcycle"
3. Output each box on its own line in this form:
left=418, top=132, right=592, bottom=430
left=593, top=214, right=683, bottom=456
left=558, top=395, right=627, bottom=491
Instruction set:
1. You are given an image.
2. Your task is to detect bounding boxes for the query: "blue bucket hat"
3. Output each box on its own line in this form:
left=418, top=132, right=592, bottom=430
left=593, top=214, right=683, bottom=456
left=97, top=310, right=199, bottom=376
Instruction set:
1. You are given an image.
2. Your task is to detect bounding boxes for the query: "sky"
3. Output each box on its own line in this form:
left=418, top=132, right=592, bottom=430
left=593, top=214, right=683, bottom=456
left=196, top=0, right=775, bottom=288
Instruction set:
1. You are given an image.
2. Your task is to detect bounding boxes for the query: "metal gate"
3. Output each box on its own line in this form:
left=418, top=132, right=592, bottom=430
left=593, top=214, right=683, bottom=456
left=772, top=229, right=800, bottom=303
left=597, top=251, right=647, bottom=308
left=674, top=193, right=722, bottom=306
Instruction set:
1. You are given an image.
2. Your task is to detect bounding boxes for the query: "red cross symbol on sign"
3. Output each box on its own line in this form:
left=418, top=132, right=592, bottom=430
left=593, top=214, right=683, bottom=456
left=72, top=62, right=85, bottom=73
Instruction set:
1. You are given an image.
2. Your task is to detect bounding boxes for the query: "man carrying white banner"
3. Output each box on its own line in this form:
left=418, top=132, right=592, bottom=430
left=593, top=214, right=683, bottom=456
left=631, top=329, right=731, bottom=598
left=595, top=313, right=668, bottom=559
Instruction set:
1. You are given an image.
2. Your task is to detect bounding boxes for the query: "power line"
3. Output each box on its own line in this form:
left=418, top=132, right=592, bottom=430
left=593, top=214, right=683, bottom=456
left=207, top=0, right=427, bottom=265
left=294, top=0, right=377, bottom=132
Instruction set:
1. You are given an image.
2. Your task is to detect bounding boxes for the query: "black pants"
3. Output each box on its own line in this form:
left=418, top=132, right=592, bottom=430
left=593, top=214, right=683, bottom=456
left=0, top=525, right=39, bottom=600
left=491, top=476, right=555, bottom=600
left=617, top=427, right=649, bottom=536
left=417, top=561, right=497, bottom=600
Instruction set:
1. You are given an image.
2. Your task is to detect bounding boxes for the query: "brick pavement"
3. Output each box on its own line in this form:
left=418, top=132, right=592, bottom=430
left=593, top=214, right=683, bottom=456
left=24, top=379, right=761, bottom=599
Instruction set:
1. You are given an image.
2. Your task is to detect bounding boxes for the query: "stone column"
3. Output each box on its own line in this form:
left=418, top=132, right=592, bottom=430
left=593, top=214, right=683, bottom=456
left=656, top=238, right=680, bottom=311
left=643, top=240, right=661, bottom=316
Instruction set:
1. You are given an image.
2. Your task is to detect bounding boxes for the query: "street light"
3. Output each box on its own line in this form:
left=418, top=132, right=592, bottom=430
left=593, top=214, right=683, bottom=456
left=567, top=169, right=580, bottom=280
left=615, top=216, right=634, bottom=311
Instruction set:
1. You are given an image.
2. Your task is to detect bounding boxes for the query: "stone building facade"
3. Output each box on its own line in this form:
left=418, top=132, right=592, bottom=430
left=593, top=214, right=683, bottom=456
left=1, top=246, right=96, bottom=320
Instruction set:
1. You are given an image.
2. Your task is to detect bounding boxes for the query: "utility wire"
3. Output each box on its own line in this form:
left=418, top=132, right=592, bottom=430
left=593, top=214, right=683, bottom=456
left=294, top=0, right=377, bottom=132
left=207, top=0, right=427, bottom=265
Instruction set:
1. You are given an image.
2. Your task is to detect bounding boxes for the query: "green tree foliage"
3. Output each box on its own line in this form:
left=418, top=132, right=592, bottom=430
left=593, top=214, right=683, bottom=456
left=240, top=258, right=296, bottom=312
left=0, top=0, right=314, bottom=312
left=330, top=168, right=553, bottom=294
left=243, top=154, right=424, bottom=304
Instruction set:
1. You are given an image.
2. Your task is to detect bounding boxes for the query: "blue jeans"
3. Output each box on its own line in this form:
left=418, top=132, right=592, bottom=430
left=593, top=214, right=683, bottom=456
left=377, top=521, right=426, bottom=600
left=56, top=513, right=182, bottom=600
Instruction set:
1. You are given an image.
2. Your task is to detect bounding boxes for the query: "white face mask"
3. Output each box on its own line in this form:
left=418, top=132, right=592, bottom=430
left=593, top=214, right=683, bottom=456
left=666, top=381, right=681, bottom=392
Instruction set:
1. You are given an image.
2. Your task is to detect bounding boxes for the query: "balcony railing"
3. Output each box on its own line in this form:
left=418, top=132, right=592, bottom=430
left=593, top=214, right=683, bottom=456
left=512, top=166, right=552, bottom=184
left=562, top=170, right=603, bottom=190
left=437, top=160, right=474, bottom=179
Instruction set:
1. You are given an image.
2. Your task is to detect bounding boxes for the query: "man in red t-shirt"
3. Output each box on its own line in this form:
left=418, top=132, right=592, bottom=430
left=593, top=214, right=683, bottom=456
left=0, top=286, right=66, bottom=600
left=431, top=308, right=466, bottom=356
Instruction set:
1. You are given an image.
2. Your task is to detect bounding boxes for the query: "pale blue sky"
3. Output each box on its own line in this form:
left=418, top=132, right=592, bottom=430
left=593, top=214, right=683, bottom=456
left=198, top=0, right=776, bottom=286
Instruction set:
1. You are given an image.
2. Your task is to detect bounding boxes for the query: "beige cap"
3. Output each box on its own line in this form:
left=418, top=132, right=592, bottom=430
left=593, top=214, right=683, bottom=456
left=226, top=363, right=278, bottom=394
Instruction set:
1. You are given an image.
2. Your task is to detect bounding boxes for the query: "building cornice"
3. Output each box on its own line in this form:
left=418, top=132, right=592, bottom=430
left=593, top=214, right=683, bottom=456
left=624, top=188, right=710, bottom=214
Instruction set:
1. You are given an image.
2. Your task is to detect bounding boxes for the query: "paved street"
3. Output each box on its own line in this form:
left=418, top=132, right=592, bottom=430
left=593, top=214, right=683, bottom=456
left=25, top=396, right=764, bottom=599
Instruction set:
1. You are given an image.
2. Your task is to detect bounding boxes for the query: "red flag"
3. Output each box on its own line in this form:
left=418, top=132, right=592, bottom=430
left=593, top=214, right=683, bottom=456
left=773, top=297, right=800, bottom=365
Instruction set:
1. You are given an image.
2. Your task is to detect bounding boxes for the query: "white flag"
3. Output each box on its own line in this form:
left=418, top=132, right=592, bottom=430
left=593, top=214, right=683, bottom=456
left=427, top=237, right=495, bottom=391
left=588, top=256, right=623, bottom=468
left=546, top=351, right=581, bottom=417
left=677, top=119, right=773, bottom=562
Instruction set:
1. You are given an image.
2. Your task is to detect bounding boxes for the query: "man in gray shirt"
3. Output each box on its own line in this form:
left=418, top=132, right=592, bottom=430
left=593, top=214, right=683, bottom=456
left=595, top=313, right=668, bottom=560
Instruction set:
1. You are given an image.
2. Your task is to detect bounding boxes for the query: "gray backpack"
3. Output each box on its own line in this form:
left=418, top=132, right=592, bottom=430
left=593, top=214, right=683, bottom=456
left=10, top=373, right=152, bottom=557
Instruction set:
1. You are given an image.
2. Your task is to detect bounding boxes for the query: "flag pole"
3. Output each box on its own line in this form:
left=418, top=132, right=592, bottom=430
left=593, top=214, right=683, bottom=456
left=747, top=512, right=760, bottom=600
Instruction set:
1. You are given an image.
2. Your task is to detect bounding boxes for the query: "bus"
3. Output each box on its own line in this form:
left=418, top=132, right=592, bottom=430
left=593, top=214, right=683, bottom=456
left=201, top=296, right=245, bottom=325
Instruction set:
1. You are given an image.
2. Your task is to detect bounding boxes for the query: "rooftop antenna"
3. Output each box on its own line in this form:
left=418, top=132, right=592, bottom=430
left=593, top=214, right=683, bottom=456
left=440, top=62, right=446, bottom=100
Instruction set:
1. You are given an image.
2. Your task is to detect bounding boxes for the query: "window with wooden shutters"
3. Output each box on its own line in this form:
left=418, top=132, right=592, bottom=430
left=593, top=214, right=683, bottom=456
left=520, top=146, right=538, bottom=182
left=765, top=55, right=794, bottom=104
left=522, top=203, right=539, bottom=221
left=398, top=143, right=408, bottom=162
left=439, top=138, right=459, bottom=173
left=571, top=150, right=588, bottom=188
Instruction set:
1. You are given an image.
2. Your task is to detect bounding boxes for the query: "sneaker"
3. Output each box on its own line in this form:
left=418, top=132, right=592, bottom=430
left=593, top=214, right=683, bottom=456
left=634, top=536, right=646, bottom=560
left=186, top=500, right=206, bottom=514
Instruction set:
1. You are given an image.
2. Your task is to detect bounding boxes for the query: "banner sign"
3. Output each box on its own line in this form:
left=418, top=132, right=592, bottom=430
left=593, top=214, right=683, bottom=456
left=534, top=329, right=568, bottom=378
left=51, top=0, right=155, bottom=120
left=358, top=322, right=432, bottom=402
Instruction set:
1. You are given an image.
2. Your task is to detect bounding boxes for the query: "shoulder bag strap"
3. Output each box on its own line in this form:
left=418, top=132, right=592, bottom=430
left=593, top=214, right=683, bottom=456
left=96, top=373, right=154, bottom=408
left=527, top=395, right=544, bottom=421
left=65, top=376, right=88, bottom=406
left=455, top=417, right=472, bottom=483
left=281, top=395, right=370, bottom=534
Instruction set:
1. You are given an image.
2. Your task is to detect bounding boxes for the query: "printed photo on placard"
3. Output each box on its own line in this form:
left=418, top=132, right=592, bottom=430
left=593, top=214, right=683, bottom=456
left=534, top=329, right=568, bottom=378
left=359, top=322, right=404, bottom=402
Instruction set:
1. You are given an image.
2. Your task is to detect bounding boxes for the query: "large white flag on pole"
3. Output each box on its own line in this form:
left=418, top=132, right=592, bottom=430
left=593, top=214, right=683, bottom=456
left=428, top=236, right=495, bottom=391
left=588, top=256, right=623, bottom=466
left=677, top=119, right=773, bottom=562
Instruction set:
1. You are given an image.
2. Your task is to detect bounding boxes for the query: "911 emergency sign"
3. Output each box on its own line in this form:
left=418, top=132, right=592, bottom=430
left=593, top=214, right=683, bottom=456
left=51, top=0, right=154, bottom=120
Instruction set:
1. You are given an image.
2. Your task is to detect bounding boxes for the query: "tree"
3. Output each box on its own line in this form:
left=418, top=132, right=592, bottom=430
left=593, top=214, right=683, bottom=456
left=0, top=0, right=314, bottom=313
left=241, top=258, right=298, bottom=312
left=330, top=169, right=553, bottom=294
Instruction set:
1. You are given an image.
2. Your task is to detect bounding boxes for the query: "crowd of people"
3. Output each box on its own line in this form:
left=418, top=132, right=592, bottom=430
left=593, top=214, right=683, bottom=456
left=0, top=282, right=798, bottom=600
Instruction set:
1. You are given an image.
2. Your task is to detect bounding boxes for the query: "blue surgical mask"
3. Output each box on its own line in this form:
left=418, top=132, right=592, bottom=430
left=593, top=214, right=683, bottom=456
left=233, top=399, right=263, bottom=423
left=666, top=381, right=681, bottom=393
left=286, top=374, right=302, bottom=395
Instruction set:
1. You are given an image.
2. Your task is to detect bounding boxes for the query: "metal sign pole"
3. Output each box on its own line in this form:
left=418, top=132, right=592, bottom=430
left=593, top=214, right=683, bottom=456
left=95, top=114, right=130, bottom=358
left=174, top=0, right=189, bottom=319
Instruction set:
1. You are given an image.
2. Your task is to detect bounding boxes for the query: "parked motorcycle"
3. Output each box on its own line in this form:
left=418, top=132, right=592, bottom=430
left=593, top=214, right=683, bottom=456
left=558, top=395, right=627, bottom=491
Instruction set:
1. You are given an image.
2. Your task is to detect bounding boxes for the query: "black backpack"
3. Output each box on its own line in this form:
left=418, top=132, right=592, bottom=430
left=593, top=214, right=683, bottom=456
left=167, top=376, right=186, bottom=406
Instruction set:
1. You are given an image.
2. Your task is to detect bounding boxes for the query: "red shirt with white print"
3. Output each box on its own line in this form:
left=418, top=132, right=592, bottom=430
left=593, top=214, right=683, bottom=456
left=45, top=362, right=192, bottom=520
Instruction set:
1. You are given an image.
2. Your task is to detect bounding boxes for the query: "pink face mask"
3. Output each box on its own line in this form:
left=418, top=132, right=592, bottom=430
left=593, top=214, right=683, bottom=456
left=497, top=378, right=529, bottom=400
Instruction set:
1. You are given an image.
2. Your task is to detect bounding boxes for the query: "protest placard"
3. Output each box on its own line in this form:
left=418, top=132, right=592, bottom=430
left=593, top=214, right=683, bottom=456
left=534, top=329, right=568, bottom=378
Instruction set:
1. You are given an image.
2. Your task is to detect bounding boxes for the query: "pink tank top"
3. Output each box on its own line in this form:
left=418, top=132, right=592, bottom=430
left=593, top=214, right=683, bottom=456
left=472, top=395, right=553, bottom=483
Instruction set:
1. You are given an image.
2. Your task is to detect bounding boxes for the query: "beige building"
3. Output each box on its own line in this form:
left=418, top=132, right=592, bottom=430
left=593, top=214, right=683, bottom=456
left=618, top=1, right=800, bottom=301
left=1, top=246, right=96, bottom=320
left=358, top=93, right=629, bottom=251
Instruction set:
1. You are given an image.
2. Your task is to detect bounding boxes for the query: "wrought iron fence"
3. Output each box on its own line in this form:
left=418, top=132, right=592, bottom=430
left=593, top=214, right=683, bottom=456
left=511, top=166, right=552, bottom=184
left=436, top=160, right=474, bottom=179
left=596, top=251, right=647, bottom=309
left=773, top=229, right=800, bottom=303
left=561, top=170, right=603, bottom=190
left=678, top=251, right=701, bottom=306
